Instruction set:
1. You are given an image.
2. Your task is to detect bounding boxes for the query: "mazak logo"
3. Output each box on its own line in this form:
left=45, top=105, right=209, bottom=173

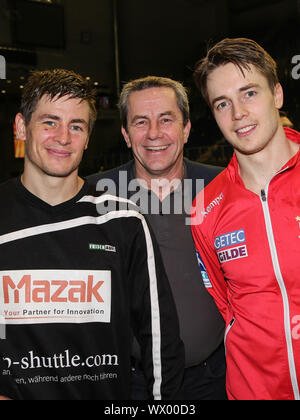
left=0, top=270, right=111, bottom=325
left=202, top=193, right=224, bottom=219
left=3, top=274, right=104, bottom=304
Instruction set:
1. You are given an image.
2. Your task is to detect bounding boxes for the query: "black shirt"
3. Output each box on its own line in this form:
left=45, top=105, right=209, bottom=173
left=0, top=178, right=184, bottom=399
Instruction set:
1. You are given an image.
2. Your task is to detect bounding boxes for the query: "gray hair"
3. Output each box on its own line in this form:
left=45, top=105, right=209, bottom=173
left=118, top=76, right=190, bottom=132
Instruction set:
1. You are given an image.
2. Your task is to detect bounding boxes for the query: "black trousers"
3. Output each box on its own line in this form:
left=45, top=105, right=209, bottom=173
left=131, top=343, right=227, bottom=400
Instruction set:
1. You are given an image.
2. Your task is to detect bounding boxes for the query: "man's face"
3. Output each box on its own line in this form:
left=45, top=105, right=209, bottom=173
left=16, top=94, right=90, bottom=178
left=122, top=87, right=191, bottom=178
left=206, top=63, right=283, bottom=156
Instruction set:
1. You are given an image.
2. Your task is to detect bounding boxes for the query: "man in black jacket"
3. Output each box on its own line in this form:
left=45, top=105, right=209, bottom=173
left=0, top=70, right=184, bottom=400
left=88, top=76, right=227, bottom=400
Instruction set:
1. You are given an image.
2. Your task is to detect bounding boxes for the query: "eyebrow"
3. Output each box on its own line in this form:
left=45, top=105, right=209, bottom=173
left=70, top=118, right=88, bottom=127
left=130, top=111, right=176, bottom=123
left=37, top=114, right=60, bottom=121
left=211, top=83, right=261, bottom=106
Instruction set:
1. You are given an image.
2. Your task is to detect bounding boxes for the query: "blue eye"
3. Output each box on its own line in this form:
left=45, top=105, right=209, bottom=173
left=135, top=120, right=147, bottom=127
left=160, top=118, right=172, bottom=124
left=216, top=101, right=228, bottom=111
left=71, top=125, right=83, bottom=132
left=44, top=121, right=56, bottom=127
left=245, top=90, right=257, bottom=98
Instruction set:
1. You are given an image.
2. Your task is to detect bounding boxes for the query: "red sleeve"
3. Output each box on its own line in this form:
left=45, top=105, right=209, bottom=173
left=191, top=223, right=228, bottom=321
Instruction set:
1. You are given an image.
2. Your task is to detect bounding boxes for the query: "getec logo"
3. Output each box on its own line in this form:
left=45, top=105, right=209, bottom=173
left=0, top=270, right=111, bottom=325
left=215, top=229, right=248, bottom=264
left=0, top=55, right=6, bottom=80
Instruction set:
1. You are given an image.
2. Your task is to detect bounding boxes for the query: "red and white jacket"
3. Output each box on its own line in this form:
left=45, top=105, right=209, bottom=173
left=191, top=128, right=300, bottom=400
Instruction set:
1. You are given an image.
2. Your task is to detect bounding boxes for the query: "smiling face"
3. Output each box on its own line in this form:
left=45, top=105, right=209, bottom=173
left=207, top=62, right=284, bottom=157
left=122, top=87, right=191, bottom=180
left=16, top=94, right=90, bottom=179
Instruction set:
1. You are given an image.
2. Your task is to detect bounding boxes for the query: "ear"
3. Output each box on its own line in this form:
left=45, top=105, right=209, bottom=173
left=121, top=126, right=132, bottom=149
left=183, top=120, right=191, bottom=145
left=15, top=113, right=27, bottom=141
left=274, top=83, right=284, bottom=110
left=84, top=137, right=89, bottom=151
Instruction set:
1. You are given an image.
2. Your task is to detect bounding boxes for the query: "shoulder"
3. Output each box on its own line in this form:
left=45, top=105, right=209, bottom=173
left=86, top=161, right=134, bottom=186
left=0, top=177, right=18, bottom=191
left=80, top=183, right=146, bottom=224
left=0, top=178, right=19, bottom=203
left=184, top=159, right=224, bottom=187
left=201, top=168, right=228, bottom=203
left=191, top=168, right=228, bottom=227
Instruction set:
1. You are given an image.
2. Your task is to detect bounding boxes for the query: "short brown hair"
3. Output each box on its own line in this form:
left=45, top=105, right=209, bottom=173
left=118, top=76, right=190, bottom=132
left=20, top=69, right=98, bottom=134
left=194, top=38, right=279, bottom=105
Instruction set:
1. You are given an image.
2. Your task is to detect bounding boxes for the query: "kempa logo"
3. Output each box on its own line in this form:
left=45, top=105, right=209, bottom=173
left=202, top=193, right=224, bottom=218
left=0, top=55, right=6, bottom=80
left=89, top=243, right=116, bottom=253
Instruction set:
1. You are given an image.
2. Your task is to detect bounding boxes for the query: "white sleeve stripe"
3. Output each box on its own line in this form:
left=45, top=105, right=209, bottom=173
left=0, top=212, right=139, bottom=245
left=140, top=217, right=162, bottom=400
left=0, top=201, right=162, bottom=400
left=78, top=194, right=133, bottom=206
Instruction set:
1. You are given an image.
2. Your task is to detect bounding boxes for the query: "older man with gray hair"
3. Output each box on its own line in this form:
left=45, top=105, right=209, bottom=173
left=88, top=76, right=227, bottom=400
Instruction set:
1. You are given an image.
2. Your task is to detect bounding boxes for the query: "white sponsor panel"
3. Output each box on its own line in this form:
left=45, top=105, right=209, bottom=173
left=217, top=245, right=248, bottom=264
left=0, top=270, right=111, bottom=325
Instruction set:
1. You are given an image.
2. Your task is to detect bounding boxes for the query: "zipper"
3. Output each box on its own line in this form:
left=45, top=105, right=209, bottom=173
left=260, top=185, right=300, bottom=400
left=224, top=318, right=235, bottom=356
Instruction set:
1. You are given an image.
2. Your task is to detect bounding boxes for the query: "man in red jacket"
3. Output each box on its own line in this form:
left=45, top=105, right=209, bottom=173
left=192, top=38, right=300, bottom=400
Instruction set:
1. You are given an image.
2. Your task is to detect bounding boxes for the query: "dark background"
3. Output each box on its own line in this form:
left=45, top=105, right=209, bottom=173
left=0, top=0, right=300, bottom=182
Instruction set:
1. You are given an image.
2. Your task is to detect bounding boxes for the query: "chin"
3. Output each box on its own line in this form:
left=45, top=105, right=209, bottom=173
left=235, top=144, right=268, bottom=156
left=42, top=166, right=78, bottom=178
left=147, top=163, right=172, bottom=174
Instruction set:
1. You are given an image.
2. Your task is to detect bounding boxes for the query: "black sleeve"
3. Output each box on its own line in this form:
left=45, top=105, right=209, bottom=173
left=128, top=216, right=185, bottom=400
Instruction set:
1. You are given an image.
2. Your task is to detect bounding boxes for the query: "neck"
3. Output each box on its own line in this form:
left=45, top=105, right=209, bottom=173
left=135, top=156, right=185, bottom=201
left=237, top=127, right=299, bottom=195
left=22, top=164, right=84, bottom=206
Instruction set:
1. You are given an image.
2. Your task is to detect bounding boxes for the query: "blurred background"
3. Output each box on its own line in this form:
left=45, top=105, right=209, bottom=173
left=0, top=0, right=300, bottom=181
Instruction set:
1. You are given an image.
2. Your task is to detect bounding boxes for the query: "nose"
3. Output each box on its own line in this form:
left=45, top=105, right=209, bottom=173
left=55, top=125, right=71, bottom=145
left=232, top=101, right=248, bottom=121
left=147, top=121, right=163, bottom=141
